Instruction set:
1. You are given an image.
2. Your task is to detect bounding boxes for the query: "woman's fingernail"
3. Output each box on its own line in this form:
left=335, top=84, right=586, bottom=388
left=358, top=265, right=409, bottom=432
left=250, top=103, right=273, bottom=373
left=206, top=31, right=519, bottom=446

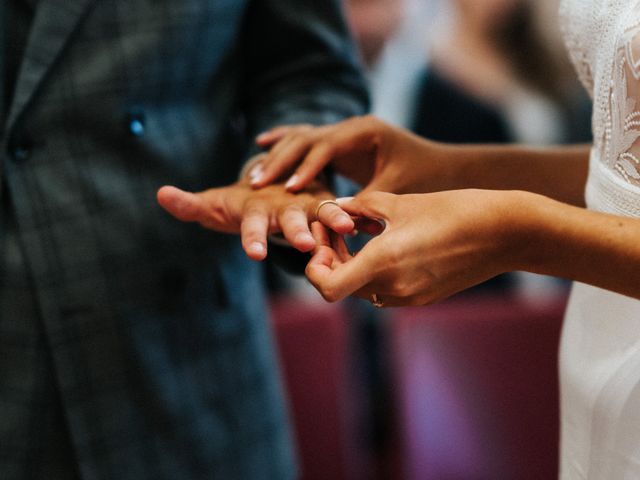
left=285, top=174, right=299, bottom=190
left=250, top=165, right=264, bottom=184
left=336, top=197, right=355, bottom=205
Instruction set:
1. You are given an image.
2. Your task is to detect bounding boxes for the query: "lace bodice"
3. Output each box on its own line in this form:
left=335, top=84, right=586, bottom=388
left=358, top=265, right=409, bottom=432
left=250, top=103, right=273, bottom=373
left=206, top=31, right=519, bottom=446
left=561, top=0, right=640, bottom=217
left=558, top=5, right=640, bottom=480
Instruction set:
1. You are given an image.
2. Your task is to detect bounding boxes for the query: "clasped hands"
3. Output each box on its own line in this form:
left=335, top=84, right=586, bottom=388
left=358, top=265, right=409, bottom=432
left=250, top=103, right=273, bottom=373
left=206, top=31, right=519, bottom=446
left=158, top=116, right=517, bottom=307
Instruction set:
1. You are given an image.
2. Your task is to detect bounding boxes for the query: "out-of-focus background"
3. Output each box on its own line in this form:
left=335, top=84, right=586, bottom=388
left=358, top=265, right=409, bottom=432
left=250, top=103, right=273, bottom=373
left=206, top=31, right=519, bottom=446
left=267, top=0, right=591, bottom=478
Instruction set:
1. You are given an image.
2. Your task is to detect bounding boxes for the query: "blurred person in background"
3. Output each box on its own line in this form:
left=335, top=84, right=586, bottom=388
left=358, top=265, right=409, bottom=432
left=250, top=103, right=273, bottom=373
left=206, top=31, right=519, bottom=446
left=418, top=0, right=591, bottom=145
left=344, top=0, right=406, bottom=69
left=345, top=0, right=435, bottom=129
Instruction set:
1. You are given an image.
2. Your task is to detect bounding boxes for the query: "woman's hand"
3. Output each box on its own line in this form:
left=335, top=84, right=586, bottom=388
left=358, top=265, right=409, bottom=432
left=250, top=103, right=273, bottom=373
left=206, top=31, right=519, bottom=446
left=305, top=190, right=527, bottom=307
left=251, top=115, right=452, bottom=195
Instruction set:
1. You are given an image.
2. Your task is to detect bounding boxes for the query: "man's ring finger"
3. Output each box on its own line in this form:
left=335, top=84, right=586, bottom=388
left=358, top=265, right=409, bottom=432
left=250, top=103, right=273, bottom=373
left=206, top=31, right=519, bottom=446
left=315, top=199, right=340, bottom=219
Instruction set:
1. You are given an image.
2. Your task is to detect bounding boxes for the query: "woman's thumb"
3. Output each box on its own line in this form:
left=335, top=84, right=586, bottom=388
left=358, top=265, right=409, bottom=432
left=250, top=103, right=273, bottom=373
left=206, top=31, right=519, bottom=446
left=337, top=192, right=391, bottom=221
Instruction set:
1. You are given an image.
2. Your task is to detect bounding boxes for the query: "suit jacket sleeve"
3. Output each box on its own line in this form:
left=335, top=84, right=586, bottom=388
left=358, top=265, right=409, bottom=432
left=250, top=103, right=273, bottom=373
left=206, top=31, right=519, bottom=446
left=240, top=0, right=369, bottom=273
left=241, top=0, right=370, bottom=138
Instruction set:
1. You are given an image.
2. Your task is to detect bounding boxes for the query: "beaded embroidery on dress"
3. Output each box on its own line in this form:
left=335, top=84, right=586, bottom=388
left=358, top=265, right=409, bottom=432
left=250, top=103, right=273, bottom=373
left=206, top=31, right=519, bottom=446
left=558, top=1, right=640, bottom=479
left=562, top=0, right=640, bottom=215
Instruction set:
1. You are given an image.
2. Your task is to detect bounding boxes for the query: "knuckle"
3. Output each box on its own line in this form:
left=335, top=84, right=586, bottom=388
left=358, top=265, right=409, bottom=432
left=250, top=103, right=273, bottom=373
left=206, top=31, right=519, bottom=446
left=320, top=287, right=340, bottom=303
left=391, top=278, right=410, bottom=297
left=290, top=132, right=307, bottom=144
left=291, top=127, right=313, bottom=141
left=358, top=191, right=376, bottom=204
left=304, top=263, right=314, bottom=278
left=243, top=204, right=265, bottom=219
left=383, top=244, right=403, bottom=270
left=362, top=114, right=381, bottom=128
left=279, top=204, right=304, bottom=219
left=315, top=140, right=334, bottom=154
left=309, top=278, right=340, bottom=303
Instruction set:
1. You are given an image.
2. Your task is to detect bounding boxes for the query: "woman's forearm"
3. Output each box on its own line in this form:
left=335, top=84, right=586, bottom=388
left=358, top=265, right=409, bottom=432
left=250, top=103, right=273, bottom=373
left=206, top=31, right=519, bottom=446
left=512, top=192, right=640, bottom=299
left=429, top=143, right=591, bottom=207
left=253, top=118, right=591, bottom=204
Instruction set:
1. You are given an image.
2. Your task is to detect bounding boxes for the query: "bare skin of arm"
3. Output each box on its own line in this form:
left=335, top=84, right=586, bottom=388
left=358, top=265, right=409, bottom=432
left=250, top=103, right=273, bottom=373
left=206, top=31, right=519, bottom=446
left=246, top=116, right=639, bottom=306
left=304, top=189, right=640, bottom=306
left=251, top=115, right=590, bottom=206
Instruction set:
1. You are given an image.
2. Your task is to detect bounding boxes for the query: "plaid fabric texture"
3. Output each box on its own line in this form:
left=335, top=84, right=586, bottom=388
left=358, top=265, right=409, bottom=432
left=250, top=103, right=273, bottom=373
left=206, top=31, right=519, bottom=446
left=0, top=1, right=368, bottom=479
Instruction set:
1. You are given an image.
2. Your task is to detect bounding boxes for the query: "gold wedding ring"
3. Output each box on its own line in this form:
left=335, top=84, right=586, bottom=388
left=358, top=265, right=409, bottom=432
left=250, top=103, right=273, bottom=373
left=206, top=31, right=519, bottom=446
left=315, top=199, right=339, bottom=219
left=370, top=293, right=384, bottom=308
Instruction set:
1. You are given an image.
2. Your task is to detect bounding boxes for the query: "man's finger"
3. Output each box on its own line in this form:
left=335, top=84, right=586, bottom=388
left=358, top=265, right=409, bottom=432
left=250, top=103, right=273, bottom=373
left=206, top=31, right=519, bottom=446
left=315, top=200, right=354, bottom=234
left=240, top=203, right=271, bottom=261
left=157, top=186, right=205, bottom=223
left=278, top=205, right=316, bottom=252
left=158, top=185, right=243, bottom=233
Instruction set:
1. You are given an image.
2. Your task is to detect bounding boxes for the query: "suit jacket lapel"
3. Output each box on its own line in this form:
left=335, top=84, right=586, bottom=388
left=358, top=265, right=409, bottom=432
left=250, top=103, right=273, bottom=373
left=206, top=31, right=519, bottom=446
left=6, top=0, right=97, bottom=132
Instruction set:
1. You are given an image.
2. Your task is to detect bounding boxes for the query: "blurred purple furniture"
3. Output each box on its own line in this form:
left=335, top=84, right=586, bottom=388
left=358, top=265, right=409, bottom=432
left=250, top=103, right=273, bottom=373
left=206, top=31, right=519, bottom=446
left=389, top=295, right=566, bottom=480
left=270, top=298, right=357, bottom=480
left=271, top=293, right=567, bottom=480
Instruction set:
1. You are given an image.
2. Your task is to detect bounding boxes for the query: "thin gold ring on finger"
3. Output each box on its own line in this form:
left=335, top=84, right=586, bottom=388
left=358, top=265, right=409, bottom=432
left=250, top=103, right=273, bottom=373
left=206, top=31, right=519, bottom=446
left=315, top=199, right=339, bottom=219
left=370, top=293, right=384, bottom=308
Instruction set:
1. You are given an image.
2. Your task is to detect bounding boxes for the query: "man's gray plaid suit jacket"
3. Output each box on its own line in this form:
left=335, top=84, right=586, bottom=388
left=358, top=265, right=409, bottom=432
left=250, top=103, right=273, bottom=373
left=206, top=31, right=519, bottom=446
left=0, top=0, right=368, bottom=478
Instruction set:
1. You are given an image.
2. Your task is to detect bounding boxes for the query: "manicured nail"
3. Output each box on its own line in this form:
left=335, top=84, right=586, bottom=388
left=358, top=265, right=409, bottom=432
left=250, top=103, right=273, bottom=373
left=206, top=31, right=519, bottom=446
left=250, top=164, right=264, bottom=184
left=285, top=174, right=299, bottom=190
left=336, top=197, right=355, bottom=205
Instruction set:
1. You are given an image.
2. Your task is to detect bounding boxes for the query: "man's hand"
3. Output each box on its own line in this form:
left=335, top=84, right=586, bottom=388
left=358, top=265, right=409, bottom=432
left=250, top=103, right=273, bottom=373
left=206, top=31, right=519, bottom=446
left=157, top=180, right=354, bottom=261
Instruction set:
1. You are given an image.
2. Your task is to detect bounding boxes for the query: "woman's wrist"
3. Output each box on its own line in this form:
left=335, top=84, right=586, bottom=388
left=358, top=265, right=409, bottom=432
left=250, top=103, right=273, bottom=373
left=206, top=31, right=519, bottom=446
left=402, top=139, right=466, bottom=194
left=499, top=191, right=568, bottom=276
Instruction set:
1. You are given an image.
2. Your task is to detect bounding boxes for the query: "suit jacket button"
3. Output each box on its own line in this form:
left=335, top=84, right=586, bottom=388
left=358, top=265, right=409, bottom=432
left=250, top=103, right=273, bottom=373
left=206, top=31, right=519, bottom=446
left=126, top=112, right=146, bottom=137
left=9, top=144, right=31, bottom=162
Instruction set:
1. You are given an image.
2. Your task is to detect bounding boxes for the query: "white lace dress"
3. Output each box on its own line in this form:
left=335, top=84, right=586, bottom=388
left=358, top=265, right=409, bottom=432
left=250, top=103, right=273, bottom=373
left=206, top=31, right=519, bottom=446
left=559, top=0, right=640, bottom=478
